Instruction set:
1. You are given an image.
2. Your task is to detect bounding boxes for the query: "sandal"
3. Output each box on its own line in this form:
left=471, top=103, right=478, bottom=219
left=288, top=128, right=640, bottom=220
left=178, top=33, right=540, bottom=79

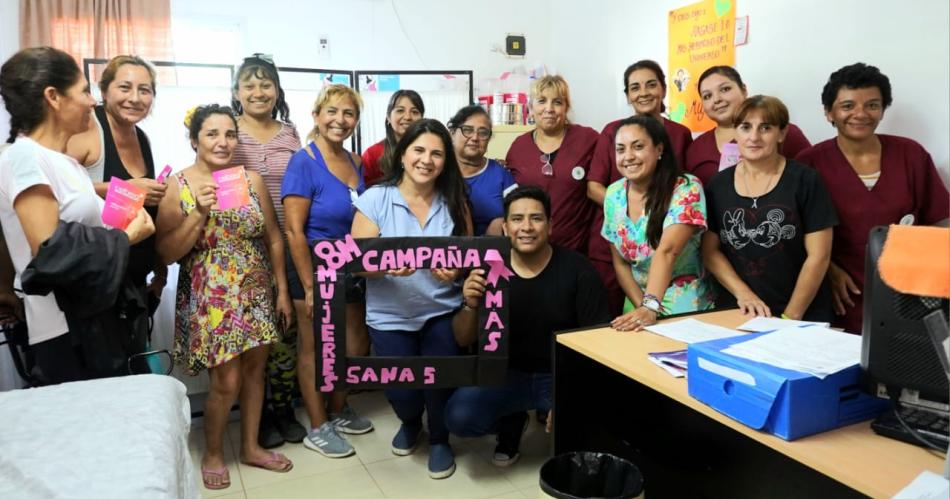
left=201, top=466, right=231, bottom=490
left=241, top=451, right=293, bottom=473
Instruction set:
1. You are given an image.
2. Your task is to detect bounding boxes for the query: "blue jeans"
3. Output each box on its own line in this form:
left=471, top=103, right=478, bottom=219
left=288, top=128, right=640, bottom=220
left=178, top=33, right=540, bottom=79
left=444, top=369, right=552, bottom=438
left=368, top=312, right=458, bottom=444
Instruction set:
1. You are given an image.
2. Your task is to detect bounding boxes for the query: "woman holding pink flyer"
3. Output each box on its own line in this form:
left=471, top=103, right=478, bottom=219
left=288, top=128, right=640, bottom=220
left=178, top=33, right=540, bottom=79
left=66, top=54, right=169, bottom=320
left=155, top=104, right=294, bottom=490
left=0, top=47, right=154, bottom=383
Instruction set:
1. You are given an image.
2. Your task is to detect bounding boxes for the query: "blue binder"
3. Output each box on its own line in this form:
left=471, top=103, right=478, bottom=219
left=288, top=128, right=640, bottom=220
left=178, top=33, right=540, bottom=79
left=687, top=334, right=888, bottom=440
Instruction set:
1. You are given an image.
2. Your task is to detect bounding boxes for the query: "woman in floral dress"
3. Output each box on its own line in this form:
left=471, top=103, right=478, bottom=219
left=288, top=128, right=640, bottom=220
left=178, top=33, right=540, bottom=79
left=156, top=105, right=293, bottom=490
left=601, top=115, right=714, bottom=332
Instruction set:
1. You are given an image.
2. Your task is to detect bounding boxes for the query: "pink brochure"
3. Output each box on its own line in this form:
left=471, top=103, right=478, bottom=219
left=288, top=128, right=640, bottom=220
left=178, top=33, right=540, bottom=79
left=155, top=164, right=172, bottom=184
left=212, top=166, right=251, bottom=210
left=719, top=142, right=741, bottom=171
left=101, top=177, right=146, bottom=230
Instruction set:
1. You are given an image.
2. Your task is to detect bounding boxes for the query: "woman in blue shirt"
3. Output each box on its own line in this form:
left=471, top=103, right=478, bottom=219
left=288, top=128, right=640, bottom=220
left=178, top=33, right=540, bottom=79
left=282, top=84, right=370, bottom=459
left=352, top=119, right=473, bottom=479
left=448, top=105, right=516, bottom=235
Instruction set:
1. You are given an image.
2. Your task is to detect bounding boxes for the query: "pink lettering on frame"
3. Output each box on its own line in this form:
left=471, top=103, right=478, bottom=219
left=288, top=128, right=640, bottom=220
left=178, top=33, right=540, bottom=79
left=346, top=366, right=359, bottom=384
left=362, top=250, right=379, bottom=271
left=424, top=366, right=436, bottom=384
left=485, top=290, right=503, bottom=309
left=485, top=311, right=505, bottom=330
left=485, top=332, right=501, bottom=351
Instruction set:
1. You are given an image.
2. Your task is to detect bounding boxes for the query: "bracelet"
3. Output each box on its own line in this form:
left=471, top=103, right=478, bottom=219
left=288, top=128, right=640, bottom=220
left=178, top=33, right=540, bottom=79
left=461, top=302, right=477, bottom=312
left=641, top=293, right=662, bottom=313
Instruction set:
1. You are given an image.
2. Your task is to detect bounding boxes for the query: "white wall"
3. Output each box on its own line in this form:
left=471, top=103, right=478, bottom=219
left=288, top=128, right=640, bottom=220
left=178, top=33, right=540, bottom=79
left=171, top=0, right=551, bottom=86
left=551, top=0, right=950, bottom=184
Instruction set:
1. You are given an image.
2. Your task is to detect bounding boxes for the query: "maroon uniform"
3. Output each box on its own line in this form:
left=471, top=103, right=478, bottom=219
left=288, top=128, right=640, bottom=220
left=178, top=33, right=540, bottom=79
left=506, top=124, right=598, bottom=254
left=796, top=134, right=949, bottom=333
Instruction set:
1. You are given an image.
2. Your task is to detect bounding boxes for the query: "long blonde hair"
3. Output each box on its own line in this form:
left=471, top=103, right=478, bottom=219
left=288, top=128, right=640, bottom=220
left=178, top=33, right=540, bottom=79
left=306, top=84, right=363, bottom=144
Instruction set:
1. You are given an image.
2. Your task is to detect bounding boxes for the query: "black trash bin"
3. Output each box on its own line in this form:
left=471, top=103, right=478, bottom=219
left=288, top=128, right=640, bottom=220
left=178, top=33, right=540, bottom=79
left=539, top=452, right=644, bottom=499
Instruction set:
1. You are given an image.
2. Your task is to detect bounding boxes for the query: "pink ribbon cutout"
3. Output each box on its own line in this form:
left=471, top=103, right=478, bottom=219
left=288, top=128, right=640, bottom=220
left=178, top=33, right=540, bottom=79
left=484, top=249, right=514, bottom=286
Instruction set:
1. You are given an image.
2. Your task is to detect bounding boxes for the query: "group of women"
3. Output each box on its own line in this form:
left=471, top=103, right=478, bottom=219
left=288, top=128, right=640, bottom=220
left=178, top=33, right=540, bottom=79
left=0, top=45, right=947, bottom=489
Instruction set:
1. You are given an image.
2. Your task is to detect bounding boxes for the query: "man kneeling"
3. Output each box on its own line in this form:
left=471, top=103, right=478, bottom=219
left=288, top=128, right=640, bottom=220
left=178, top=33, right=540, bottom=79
left=445, top=186, right=610, bottom=466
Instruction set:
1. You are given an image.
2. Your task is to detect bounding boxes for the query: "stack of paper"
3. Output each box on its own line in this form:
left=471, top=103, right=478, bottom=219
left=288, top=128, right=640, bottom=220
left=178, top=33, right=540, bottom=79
left=647, top=350, right=688, bottom=378
left=737, top=317, right=830, bottom=333
left=721, top=326, right=862, bottom=379
left=645, top=318, right=745, bottom=344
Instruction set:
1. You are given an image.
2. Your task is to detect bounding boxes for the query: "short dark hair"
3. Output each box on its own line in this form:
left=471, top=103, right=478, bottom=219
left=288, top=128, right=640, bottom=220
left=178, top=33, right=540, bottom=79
left=697, top=65, right=746, bottom=93
left=0, top=46, right=82, bottom=143
left=231, top=54, right=290, bottom=122
left=447, top=104, right=490, bottom=131
left=622, top=59, right=667, bottom=112
left=821, top=63, right=892, bottom=111
left=503, top=185, right=551, bottom=220
left=188, top=104, right=238, bottom=150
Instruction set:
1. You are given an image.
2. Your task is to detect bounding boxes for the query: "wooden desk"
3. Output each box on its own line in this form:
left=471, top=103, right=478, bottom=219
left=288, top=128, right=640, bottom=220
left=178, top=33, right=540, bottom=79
left=554, top=309, right=943, bottom=498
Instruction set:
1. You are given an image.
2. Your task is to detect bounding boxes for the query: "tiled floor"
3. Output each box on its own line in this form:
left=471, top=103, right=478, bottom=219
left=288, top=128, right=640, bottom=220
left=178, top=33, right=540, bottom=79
left=188, top=390, right=550, bottom=498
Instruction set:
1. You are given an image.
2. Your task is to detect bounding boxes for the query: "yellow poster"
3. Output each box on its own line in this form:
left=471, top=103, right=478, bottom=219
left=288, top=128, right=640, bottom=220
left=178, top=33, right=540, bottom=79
left=668, top=0, right=736, bottom=132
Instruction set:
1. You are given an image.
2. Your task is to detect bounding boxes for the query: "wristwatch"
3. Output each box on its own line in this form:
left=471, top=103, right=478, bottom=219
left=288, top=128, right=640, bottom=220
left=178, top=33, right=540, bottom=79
left=641, top=294, right=661, bottom=313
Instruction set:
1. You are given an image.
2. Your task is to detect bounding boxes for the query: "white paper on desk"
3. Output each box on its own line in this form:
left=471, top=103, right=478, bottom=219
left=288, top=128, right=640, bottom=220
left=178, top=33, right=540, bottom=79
left=645, top=318, right=745, bottom=344
left=737, top=316, right=830, bottom=332
left=892, top=470, right=949, bottom=499
left=721, top=326, right=861, bottom=379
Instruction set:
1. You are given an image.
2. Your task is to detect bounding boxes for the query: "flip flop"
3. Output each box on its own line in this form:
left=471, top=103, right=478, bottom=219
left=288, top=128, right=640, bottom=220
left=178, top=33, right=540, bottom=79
left=201, top=466, right=230, bottom=490
left=242, top=451, right=293, bottom=473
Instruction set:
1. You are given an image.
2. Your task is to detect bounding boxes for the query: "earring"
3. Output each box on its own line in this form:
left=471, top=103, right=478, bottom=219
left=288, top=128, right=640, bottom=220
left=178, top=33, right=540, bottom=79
left=658, top=154, right=663, bottom=160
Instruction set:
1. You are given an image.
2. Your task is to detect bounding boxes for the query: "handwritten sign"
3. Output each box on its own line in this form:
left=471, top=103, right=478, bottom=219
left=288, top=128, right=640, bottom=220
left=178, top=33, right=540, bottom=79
left=668, top=0, right=736, bottom=132
left=312, top=236, right=511, bottom=390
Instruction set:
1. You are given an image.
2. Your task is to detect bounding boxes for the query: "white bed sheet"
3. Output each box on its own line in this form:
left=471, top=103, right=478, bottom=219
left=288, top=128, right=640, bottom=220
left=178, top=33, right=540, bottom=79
left=0, top=374, right=198, bottom=499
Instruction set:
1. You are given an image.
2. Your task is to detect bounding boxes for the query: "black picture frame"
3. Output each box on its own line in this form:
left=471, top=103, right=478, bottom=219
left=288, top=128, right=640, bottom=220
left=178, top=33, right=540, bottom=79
left=312, top=235, right=509, bottom=390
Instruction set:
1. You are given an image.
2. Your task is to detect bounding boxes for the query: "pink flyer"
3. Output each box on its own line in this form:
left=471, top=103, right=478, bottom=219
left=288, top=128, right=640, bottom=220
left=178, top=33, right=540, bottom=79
left=212, top=166, right=250, bottom=210
left=101, top=177, right=146, bottom=229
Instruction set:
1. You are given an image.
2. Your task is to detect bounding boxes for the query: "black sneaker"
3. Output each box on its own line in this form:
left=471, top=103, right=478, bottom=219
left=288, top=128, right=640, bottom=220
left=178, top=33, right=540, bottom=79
left=492, top=411, right=528, bottom=467
left=258, top=405, right=285, bottom=449
left=273, top=405, right=307, bottom=443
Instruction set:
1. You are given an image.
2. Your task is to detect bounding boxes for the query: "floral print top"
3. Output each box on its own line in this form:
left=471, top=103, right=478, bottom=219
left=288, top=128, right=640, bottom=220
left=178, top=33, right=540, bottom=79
left=601, top=174, right=715, bottom=315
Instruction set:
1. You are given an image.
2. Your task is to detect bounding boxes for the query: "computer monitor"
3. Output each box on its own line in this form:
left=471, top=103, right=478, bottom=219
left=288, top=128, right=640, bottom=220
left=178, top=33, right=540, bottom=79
left=861, top=225, right=949, bottom=408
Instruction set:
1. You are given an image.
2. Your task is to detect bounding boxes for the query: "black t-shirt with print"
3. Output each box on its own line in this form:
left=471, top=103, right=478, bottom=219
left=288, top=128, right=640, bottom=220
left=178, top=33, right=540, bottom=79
left=706, top=160, right=838, bottom=322
left=509, top=245, right=611, bottom=373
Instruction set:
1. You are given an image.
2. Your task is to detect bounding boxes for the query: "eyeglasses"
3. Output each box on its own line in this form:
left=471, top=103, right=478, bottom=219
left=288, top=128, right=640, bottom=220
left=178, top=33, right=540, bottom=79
left=540, top=153, right=554, bottom=177
left=457, top=125, right=492, bottom=140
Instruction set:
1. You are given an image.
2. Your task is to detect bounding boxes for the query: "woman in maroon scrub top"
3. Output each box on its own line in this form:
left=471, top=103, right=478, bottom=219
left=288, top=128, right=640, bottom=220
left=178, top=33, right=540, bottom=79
left=586, top=60, right=693, bottom=315
left=796, top=63, right=949, bottom=334
left=505, top=75, right=598, bottom=254
left=686, top=66, right=812, bottom=186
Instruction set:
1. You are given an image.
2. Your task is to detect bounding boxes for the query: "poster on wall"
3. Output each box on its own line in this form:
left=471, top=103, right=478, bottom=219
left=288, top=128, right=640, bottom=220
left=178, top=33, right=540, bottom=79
left=668, top=0, right=736, bottom=132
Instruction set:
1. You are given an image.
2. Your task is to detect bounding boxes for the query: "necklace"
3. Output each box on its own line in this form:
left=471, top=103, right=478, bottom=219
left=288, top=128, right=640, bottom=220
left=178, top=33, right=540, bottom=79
left=741, top=163, right=779, bottom=209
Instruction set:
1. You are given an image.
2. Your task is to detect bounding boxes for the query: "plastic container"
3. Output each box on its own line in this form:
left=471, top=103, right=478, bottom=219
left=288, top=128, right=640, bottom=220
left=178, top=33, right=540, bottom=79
left=539, top=452, right=644, bottom=499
